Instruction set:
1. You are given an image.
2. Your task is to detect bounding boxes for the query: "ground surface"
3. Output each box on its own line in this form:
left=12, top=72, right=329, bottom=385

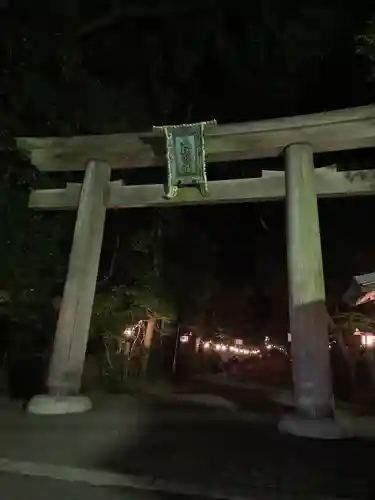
left=0, top=472, right=212, bottom=500
left=0, top=379, right=373, bottom=499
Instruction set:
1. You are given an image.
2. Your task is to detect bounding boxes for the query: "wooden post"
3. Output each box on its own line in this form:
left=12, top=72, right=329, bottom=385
left=47, top=160, right=111, bottom=395
left=285, top=144, right=334, bottom=420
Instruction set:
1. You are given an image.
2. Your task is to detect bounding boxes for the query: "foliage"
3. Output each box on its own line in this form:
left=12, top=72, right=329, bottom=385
left=91, top=286, right=133, bottom=338
left=127, top=218, right=176, bottom=320
left=1, top=1, right=371, bottom=139
left=331, top=309, right=375, bottom=392
left=357, top=19, right=375, bottom=76
left=122, top=209, right=218, bottom=325
left=0, top=0, right=374, bottom=336
left=160, top=209, right=219, bottom=329
left=86, top=207, right=219, bottom=390
left=332, top=310, right=375, bottom=336
left=0, top=156, right=73, bottom=317
left=88, top=286, right=144, bottom=391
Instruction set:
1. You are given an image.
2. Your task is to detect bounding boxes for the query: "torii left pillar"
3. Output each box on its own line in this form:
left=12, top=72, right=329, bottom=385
left=28, top=160, right=111, bottom=414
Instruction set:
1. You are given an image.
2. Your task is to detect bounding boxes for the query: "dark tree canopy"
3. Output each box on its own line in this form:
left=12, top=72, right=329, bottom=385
left=1, top=0, right=374, bottom=137
left=1, top=0, right=375, bottom=338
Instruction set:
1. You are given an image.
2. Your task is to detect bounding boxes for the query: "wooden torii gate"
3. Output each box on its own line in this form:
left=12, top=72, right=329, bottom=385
left=19, top=105, right=375, bottom=437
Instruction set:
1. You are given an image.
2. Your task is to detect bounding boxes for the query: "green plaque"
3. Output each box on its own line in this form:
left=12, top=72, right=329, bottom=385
left=153, top=120, right=216, bottom=198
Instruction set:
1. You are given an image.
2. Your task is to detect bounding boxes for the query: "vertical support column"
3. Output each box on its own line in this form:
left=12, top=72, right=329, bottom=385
left=28, top=160, right=111, bottom=414
left=280, top=144, right=343, bottom=438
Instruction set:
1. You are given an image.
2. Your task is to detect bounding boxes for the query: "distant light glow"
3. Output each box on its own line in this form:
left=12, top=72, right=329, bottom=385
left=123, top=322, right=144, bottom=338
left=195, top=333, right=287, bottom=358
left=353, top=329, right=375, bottom=348
left=361, top=334, right=375, bottom=347
left=263, top=336, right=287, bottom=355
left=180, top=335, right=189, bottom=343
left=118, top=321, right=146, bottom=354
left=199, top=341, right=276, bottom=357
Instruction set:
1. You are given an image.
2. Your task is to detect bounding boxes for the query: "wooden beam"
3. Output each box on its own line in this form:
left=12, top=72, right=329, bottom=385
left=29, top=183, right=83, bottom=210
left=29, top=167, right=375, bottom=210
left=17, top=105, right=375, bottom=172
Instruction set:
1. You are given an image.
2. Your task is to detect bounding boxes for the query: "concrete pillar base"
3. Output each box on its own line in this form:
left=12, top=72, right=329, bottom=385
left=26, top=394, right=92, bottom=415
left=278, top=412, right=348, bottom=439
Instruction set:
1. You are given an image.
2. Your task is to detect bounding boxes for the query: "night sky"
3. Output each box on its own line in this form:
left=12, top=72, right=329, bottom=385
left=2, top=1, right=375, bottom=341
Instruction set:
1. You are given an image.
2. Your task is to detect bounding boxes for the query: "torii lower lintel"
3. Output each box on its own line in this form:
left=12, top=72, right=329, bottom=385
left=29, top=166, right=375, bottom=210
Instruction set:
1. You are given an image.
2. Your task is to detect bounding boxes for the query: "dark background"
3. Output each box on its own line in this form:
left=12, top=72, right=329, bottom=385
left=1, top=0, right=375, bottom=343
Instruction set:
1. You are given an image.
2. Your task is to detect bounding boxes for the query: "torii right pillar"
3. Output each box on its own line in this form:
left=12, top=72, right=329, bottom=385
left=279, top=143, right=345, bottom=439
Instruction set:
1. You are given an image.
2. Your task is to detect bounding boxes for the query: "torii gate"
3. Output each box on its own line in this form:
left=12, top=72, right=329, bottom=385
left=19, top=105, right=375, bottom=438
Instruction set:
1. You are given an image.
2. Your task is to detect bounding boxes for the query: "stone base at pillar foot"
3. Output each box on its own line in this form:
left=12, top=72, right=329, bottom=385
left=27, top=394, right=92, bottom=415
left=278, top=412, right=349, bottom=439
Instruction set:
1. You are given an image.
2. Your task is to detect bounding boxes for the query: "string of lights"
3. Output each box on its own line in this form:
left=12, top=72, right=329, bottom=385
left=181, top=334, right=288, bottom=357
left=122, top=324, right=289, bottom=356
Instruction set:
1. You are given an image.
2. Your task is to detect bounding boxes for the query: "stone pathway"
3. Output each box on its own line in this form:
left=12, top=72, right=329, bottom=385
left=0, top=395, right=371, bottom=498
left=187, top=375, right=375, bottom=438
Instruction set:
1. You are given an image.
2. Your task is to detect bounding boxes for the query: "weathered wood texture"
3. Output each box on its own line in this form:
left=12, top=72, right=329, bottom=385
left=47, top=160, right=111, bottom=395
left=17, top=105, right=375, bottom=171
left=285, top=144, right=333, bottom=419
left=29, top=167, right=375, bottom=210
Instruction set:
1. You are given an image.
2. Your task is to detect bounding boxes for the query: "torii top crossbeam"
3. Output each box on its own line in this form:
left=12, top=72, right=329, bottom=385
left=17, top=105, right=375, bottom=172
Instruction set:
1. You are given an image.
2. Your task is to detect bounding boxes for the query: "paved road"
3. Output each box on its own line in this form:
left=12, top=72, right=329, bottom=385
left=0, top=472, right=216, bottom=500
left=0, top=394, right=371, bottom=499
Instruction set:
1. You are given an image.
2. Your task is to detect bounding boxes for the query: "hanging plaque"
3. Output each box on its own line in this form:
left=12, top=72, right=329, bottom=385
left=153, top=120, right=216, bottom=198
